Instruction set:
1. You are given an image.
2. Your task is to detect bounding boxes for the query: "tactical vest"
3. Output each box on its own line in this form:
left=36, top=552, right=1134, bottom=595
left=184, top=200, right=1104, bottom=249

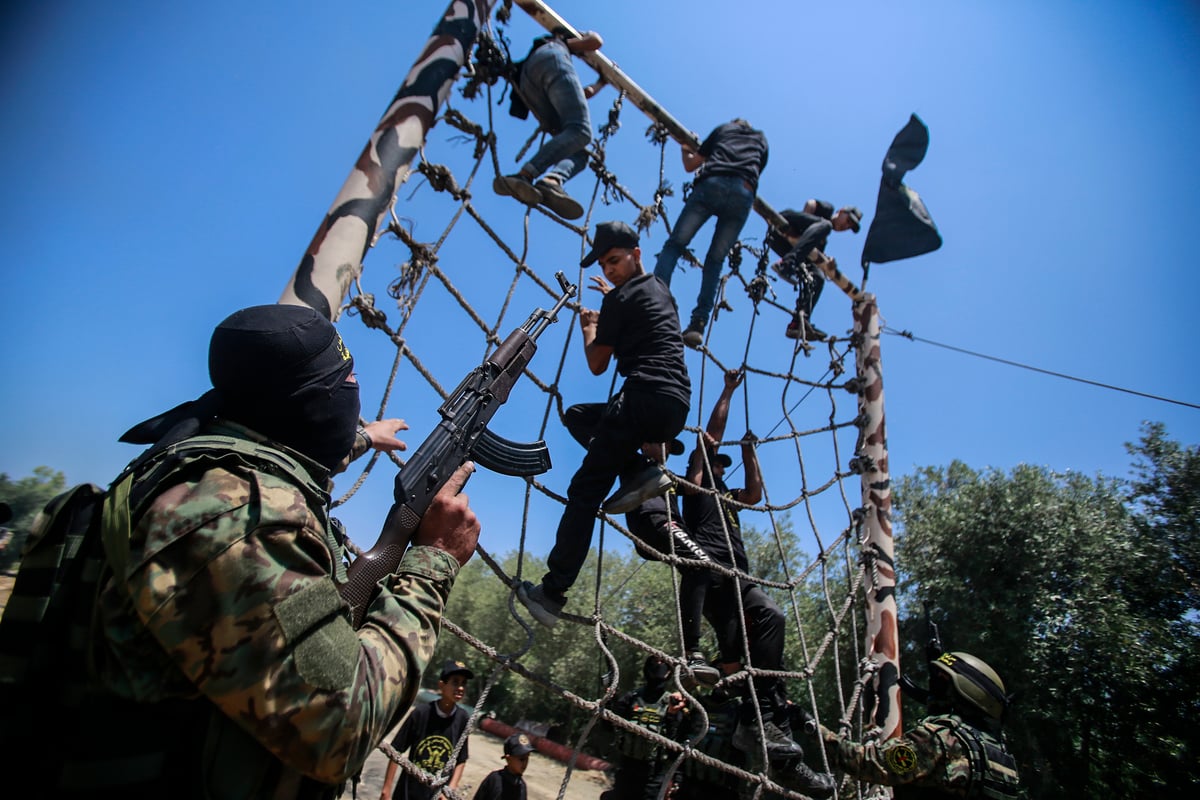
left=907, top=716, right=1021, bottom=800
left=680, top=697, right=742, bottom=790
left=0, top=433, right=340, bottom=798
left=615, top=690, right=670, bottom=762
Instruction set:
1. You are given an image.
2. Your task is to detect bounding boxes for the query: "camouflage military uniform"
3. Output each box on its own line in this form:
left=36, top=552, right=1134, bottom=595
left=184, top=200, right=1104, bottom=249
left=87, top=420, right=458, bottom=797
left=821, top=714, right=1020, bottom=799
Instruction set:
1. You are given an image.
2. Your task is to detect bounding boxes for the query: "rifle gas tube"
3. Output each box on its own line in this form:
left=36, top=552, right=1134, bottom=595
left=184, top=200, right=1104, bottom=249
left=341, top=272, right=577, bottom=626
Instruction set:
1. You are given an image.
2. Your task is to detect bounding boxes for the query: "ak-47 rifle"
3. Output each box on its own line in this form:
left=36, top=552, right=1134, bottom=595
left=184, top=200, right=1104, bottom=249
left=924, top=601, right=944, bottom=662
left=340, top=272, right=578, bottom=627
left=899, top=602, right=945, bottom=704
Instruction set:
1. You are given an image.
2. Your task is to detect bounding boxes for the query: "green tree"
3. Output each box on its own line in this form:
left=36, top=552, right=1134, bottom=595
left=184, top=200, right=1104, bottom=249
left=1121, top=423, right=1200, bottom=790
left=893, top=427, right=1200, bottom=798
left=0, top=466, right=67, bottom=569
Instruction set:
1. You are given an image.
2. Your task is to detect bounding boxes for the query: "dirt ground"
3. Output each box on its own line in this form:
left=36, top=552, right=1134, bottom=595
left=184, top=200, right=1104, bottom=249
left=359, top=729, right=611, bottom=800
left=0, top=572, right=13, bottom=615
left=0, top=573, right=609, bottom=799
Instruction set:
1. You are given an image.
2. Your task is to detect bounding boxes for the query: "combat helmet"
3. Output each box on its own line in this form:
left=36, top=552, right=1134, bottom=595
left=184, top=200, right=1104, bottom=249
left=930, top=651, right=1008, bottom=721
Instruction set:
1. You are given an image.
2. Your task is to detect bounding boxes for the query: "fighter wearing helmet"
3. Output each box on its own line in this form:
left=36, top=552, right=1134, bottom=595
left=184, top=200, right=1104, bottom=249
left=812, top=651, right=1022, bottom=798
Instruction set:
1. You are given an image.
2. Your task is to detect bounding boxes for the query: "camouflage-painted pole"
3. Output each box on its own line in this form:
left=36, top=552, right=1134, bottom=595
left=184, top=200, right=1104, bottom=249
left=851, top=293, right=901, bottom=741
left=512, top=0, right=864, bottom=302
left=280, top=0, right=497, bottom=320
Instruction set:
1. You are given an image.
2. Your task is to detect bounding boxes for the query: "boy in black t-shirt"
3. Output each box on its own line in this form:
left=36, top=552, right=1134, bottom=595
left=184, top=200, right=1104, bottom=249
left=472, top=733, right=533, bottom=800
left=380, top=660, right=475, bottom=800
left=518, top=221, right=691, bottom=628
left=678, top=371, right=835, bottom=798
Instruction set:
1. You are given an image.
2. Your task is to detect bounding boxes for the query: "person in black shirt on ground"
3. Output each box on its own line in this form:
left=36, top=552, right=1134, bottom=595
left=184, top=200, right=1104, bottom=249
left=472, top=733, right=534, bottom=800
left=380, top=660, right=475, bottom=800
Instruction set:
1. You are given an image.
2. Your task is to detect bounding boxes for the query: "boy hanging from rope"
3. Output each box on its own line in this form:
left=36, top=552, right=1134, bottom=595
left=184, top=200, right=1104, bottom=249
left=517, top=220, right=690, bottom=628
left=679, top=368, right=835, bottom=798
left=766, top=200, right=862, bottom=341
left=494, top=28, right=606, bottom=220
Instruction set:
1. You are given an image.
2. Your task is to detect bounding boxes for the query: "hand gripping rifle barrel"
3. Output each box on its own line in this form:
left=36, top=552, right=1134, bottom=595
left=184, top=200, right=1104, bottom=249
left=340, top=272, right=578, bottom=627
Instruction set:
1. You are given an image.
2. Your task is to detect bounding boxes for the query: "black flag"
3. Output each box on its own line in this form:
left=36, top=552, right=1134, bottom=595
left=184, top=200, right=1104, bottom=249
left=861, top=114, right=942, bottom=265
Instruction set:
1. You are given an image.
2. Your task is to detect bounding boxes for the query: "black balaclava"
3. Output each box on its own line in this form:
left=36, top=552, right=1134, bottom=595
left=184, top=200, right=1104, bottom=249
left=643, top=655, right=670, bottom=695
left=208, top=304, right=359, bottom=471
left=121, top=304, right=359, bottom=472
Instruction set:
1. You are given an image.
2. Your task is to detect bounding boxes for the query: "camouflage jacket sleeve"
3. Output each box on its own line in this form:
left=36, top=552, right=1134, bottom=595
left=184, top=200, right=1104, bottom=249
left=821, top=719, right=970, bottom=792
left=119, top=464, right=458, bottom=785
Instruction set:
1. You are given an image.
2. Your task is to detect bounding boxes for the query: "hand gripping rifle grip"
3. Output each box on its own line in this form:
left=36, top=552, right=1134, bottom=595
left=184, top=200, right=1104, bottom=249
left=342, top=503, right=421, bottom=629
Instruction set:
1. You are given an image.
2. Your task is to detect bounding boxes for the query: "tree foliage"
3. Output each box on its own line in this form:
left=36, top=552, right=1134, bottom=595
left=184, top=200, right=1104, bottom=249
left=0, top=466, right=67, bottom=569
left=893, top=423, right=1199, bottom=797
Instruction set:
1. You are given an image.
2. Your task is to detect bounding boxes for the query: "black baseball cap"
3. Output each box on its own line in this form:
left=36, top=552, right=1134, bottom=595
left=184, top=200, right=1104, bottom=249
left=504, top=733, right=535, bottom=756
left=581, top=220, right=640, bottom=266
left=439, top=659, right=475, bottom=681
left=839, top=205, right=863, bottom=233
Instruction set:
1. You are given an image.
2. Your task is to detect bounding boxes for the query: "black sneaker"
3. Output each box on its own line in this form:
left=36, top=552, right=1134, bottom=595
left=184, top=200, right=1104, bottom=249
left=682, top=324, right=704, bottom=349
left=516, top=581, right=564, bottom=629
left=602, top=465, right=672, bottom=515
left=771, top=258, right=801, bottom=286
left=785, top=315, right=827, bottom=342
left=687, top=652, right=721, bottom=688
left=775, top=758, right=836, bottom=799
left=535, top=180, right=584, bottom=220
left=732, top=718, right=806, bottom=760
left=493, top=174, right=541, bottom=206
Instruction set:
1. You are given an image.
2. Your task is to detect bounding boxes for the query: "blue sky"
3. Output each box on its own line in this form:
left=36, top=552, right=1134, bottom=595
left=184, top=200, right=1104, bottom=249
left=2, top=0, right=1198, bottom=563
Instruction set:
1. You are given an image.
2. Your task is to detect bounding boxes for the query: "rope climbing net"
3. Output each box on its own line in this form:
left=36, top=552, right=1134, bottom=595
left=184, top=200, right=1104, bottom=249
left=319, top=5, right=898, bottom=799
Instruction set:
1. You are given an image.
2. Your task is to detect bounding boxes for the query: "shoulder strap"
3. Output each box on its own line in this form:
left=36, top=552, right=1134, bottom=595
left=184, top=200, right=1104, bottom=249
left=100, top=434, right=334, bottom=594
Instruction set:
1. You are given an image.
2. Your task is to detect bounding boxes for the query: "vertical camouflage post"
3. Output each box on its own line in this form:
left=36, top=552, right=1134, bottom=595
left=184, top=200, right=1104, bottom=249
left=851, top=293, right=901, bottom=741
left=280, top=0, right=497, bottom=320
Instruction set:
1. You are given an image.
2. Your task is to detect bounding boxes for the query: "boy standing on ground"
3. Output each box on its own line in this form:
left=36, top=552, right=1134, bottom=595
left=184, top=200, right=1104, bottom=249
left=380, top=660, right=475, bottom=800
left=517, top=220, right=690, bottom=628
left=472, top=734, right=535, bottom=800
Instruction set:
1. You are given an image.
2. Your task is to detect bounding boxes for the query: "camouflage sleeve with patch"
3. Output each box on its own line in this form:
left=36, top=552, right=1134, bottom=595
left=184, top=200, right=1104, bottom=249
left=821, top=720, right=969, bottom=792
left=121, top=465, right=458, bottom=785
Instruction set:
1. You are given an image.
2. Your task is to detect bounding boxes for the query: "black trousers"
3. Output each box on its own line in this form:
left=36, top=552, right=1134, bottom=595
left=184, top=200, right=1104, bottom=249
left=543, top=390, right=687, bottom=598
left=708, top=581, right=789, bottom=722
left=787, top=219, right=831, bottom=318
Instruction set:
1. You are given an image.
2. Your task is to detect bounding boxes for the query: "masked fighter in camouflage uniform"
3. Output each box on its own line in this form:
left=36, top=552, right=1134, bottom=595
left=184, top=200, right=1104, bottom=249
left=603, top=655, right=691, bottom=800
left=817, top=652, right=1021, bottom=798
left=45, top=304, right=480, bottom=798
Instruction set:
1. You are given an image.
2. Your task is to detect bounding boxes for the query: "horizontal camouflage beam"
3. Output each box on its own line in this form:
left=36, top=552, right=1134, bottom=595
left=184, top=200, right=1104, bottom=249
left=281, top=0, right=497, bottom=320
left=512, top=0, right=863, bottom=301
